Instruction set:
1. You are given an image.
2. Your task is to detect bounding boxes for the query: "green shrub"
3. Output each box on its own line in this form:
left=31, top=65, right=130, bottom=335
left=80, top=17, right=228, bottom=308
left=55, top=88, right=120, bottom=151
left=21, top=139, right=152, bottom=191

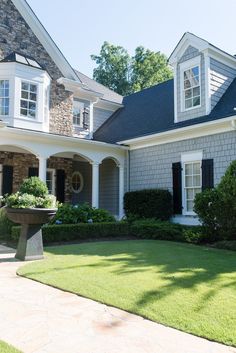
left=211, top=241, right=236, bottom=251
left=52, top=203, right=115, bottom=224
left=194, top=160, right=236, bottom=241
left=130, top=219, right=205, bottom=244
left=19, top=177, right=48, bottom=197
left=3, top=177, right=57, bottom=209
left=11, top=222, right=130, bottom=243
left=124, top=189, right=173, bottom=221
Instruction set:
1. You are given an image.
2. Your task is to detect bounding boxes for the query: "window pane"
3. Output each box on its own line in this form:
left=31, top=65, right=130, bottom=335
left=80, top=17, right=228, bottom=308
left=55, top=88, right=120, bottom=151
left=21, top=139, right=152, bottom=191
left=29, top=110, right=36, bottom=118
left=193, top=163, right=200, bottom=174
left=184, top=79, right=191, bottom=89
left=193, top=175, right=201, bottom=187
left=187, top=200, right=194, bottom=212
left=22, top=82, right=29, bottom=91
left=192, top=66, right=199, bottom=76
left=193, top=96, right=200, bottom=106
left=21, top=108, right=28, bottom=116
left=185, top=89, right=192, bottom=99
left=193, top=86, right=200, bottom=97
left=185, top=163, right=192, bottom=175
left=30, top=84, right=37, bottom=93
left=21, top=100, right=27, bottom=108
left=187, top=188, right=194, bottom=200
left=30, top=93, right=37, bottom=101
left=185, top=98, right=192, bottom=109
left=21, top=91, right=28, bottom=99
left=185, top=176, right=193, bottom=187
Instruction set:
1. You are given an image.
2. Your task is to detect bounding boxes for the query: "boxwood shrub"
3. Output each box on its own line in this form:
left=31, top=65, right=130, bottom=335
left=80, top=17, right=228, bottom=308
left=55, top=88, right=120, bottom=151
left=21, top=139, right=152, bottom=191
left=124, top=189, right=173, bottom=220
left=11, top=222, right=130, bottom=244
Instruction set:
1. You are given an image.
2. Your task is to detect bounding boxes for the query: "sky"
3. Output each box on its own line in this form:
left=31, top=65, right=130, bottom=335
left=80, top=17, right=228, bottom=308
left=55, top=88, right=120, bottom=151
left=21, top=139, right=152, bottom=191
left=27, top=0, right=236, bottom=78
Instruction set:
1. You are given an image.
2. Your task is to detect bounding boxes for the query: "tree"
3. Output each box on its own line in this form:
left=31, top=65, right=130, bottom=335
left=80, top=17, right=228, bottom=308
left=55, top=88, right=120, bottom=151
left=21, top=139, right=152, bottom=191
left=91, top=42, right=131, bottom=96
left=131, top=46, right=173, bottom=92
left=91, top=42, right=173, bottom=96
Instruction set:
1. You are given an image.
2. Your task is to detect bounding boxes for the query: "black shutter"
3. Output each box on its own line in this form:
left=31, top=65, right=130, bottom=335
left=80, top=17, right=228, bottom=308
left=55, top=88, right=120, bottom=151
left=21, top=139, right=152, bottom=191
left=28, top=167, right=39, bottom=177
left=202, top=159, right=214, bottom=190
left=172, top=162, right=182, bottom=214
left=56, top=169, right=65, bottom=203
left=2, top=165, right=13, bottom=195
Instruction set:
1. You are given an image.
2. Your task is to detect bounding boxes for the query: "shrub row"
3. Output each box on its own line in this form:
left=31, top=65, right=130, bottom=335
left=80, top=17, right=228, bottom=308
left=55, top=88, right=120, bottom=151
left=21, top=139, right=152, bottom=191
left=130, top=220, right=205, bottom=244
left=10, top=220, right=206, bottom=245
left=124, top=189, right=173, bottom=221
left=11, top=222, right=130, bottom=243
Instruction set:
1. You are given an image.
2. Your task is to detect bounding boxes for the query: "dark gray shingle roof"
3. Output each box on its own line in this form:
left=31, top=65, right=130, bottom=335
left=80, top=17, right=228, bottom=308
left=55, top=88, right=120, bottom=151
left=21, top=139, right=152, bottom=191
left=75, top=70, right=123, bottom=105
left=94, top=78, right=236, bottom=143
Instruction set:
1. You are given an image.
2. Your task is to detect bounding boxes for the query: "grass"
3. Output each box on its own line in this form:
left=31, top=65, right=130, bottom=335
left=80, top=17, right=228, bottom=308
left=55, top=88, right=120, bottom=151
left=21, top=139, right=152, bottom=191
left=0, top=341, right=22, bottom=353
left=18, top=240, right=236, bottom=347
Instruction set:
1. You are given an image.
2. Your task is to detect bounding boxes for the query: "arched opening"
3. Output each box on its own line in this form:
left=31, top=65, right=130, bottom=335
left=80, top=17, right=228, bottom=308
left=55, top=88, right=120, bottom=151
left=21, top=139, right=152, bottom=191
left=48, top=152, right=92, bottom=205
left=0, top=144, right=38, bottom=197
left=99, top=158, right=119, bottom=216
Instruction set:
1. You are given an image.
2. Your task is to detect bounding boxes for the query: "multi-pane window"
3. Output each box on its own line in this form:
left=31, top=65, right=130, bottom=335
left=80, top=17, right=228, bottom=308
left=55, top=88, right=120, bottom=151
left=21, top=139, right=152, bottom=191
left=0, top=80, right=9, bottom=116
left=184, top=161, right=202, bottom=213
left=20, top=82, right=37, bottom=119
left=46, top=169, right=55, bottom=195
left=183, top=66, right=200, bottom=110
left=73, top=101, right=84, bottom=127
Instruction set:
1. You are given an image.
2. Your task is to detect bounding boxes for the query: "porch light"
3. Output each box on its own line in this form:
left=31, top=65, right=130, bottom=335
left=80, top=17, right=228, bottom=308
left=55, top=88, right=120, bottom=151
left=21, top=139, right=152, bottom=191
left=83, top=107, right=89, bottom=130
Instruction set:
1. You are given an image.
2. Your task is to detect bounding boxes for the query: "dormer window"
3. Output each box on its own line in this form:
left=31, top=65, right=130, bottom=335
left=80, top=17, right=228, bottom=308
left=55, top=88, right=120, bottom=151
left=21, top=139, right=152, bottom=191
left=183, top=66, right=200, bottom=110
left=0, top=80, right=9, bottom=116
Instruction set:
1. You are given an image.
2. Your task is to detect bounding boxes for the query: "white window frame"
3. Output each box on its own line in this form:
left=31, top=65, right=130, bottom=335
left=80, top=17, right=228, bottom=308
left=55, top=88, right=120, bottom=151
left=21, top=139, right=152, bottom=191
left=20, top=80, right=38, bottom=120
left=73, top=101, right=84, bottom=128
left=181, top=151, right=203, bottom=216
left=46, top=168, right=56, bottom=195
left=71, top=171, right=84, bottom=194
left=0, top=79, right=10, bottom=116
left=180, top=56, right=201, bottom=112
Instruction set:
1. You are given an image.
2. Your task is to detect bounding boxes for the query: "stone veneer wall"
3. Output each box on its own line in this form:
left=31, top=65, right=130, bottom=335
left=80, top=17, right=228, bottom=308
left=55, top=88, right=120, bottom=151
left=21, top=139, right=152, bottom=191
left=0, top=0, right=74, bottom=136
left=0, top=152, right=73, bottom=202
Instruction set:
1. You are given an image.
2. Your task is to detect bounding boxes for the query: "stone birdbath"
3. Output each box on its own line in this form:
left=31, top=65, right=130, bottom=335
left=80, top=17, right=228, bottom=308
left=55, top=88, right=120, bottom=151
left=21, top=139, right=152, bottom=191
left=4, top=177, right=57, bottom=261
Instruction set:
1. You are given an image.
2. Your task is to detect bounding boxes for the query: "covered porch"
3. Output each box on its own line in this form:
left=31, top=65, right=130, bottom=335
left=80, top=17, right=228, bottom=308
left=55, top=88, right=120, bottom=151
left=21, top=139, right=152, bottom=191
left=0, top=127, right=127, bottom=219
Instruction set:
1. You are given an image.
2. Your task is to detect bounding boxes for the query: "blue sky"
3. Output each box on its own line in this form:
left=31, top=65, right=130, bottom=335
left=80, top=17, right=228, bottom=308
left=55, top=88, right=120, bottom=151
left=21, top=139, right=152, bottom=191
left=27, top=0, right=236, bottom=77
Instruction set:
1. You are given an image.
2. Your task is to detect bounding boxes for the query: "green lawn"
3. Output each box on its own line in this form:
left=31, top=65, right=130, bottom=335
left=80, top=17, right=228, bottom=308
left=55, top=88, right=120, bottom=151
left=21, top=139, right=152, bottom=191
left=18, top=240, right=236, bottom=346
left=0, top=341, right=22, bottom=353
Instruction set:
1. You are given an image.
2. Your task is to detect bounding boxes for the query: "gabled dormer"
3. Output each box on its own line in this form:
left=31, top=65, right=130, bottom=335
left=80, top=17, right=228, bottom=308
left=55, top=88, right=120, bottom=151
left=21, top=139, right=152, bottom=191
left=169, top=32, right=236, bottom=123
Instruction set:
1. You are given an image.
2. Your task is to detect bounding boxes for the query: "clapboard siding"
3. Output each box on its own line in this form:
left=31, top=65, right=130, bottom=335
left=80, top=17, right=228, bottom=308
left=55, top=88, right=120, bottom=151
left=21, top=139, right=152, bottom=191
left=210, top=58, right=236, bottom=109
left=94, top=108, right=114, bottom=132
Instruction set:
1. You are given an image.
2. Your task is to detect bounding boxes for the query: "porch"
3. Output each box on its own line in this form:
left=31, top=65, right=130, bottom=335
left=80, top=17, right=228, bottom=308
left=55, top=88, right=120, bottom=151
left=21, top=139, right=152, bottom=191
left=0, top=127, right=127, bottom=219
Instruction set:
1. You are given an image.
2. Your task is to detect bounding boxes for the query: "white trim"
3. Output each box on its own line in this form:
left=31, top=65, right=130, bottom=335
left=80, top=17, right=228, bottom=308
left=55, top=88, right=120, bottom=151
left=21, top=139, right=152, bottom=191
left=118, top=116, right=236, bottom=150
left=71, top=171, right=84, bottom=194
left=11, top=0, right=79, bottom=81
left=173, top=63, right=178, bottom=123
left=181, top=150, right=203, bottom=163
left=181, top=151, right=203, bottom=216
left=179, top=56, right=201, bottom=113
left=204, top=52, right=211, bottom=115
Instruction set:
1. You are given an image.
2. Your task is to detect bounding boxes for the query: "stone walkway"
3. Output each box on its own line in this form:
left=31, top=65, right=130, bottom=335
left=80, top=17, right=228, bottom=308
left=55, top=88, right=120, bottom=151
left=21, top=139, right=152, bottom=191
left=0, top=249, right=235, bottom=353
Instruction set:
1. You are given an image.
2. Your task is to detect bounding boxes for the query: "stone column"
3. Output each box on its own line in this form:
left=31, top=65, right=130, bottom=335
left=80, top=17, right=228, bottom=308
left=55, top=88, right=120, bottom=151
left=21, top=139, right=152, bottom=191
left=38, top=156, right=47, bottom=183
left=91, top=162, right=100, bottom=208
left=119, top=165, right=125, bottom=220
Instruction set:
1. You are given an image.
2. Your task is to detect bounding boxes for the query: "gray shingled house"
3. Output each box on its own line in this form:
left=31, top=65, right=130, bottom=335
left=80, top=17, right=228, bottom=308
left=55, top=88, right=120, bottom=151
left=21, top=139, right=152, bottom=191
left=0, top=0, right=235, bottom=225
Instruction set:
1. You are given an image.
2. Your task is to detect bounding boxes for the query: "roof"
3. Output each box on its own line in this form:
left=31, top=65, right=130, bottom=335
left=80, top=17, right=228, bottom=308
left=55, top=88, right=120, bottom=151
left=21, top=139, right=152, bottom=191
left=1, top=52, right=43, bottom=69
left=75, top=70, right=123, bottom=105
left=94, top=78, right=236, bottom=144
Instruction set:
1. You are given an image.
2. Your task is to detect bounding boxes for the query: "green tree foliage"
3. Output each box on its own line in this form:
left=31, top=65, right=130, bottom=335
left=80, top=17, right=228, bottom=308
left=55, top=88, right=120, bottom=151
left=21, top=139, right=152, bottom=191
left=131, top=46, right=173, bottom=92
left=91, top=42, right=173, bottom=96
left=91, top=42, right=131, bottom=96
left=194, top=160, right=236, bottom=240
